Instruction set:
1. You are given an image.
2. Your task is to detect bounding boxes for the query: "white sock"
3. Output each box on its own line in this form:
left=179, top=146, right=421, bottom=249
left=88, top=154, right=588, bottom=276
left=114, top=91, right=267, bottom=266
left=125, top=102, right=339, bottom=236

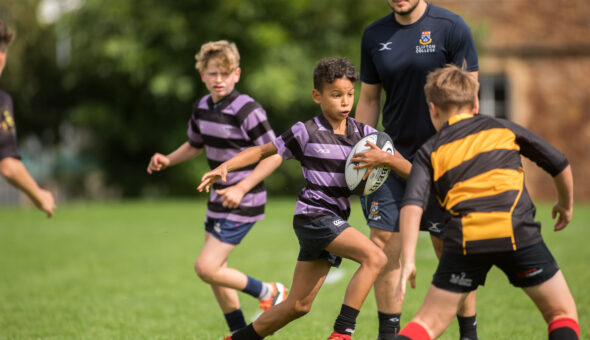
left=259, top=282, right=272, bottom=300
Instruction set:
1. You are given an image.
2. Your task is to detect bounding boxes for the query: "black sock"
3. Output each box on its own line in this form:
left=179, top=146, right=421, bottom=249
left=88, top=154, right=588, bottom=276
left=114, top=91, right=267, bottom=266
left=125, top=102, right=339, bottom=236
left=231, top=323, right=263, bottom=340
left=378, top=312, right=401, bottom=339
left=333, top=304, right=360, bottom=335
left=457, top=314, right=478, bottom=340
left=224, top=309, right=247, bottom=332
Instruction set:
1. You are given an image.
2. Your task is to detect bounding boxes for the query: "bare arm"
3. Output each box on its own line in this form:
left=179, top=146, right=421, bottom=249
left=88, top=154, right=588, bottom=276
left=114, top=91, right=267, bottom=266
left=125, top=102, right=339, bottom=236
left=214, top=153, right=283, bottom=209
left=147, top=142, right=202, bottom=174
left=0, top=157, right=55, bottom=217
left=552, top=164, right=574, bottom=231
left=395, top=204, right=423, bottom=302
left=355, top=82, right=382, bottom=128
left=198, top=142, right=278, bottom=193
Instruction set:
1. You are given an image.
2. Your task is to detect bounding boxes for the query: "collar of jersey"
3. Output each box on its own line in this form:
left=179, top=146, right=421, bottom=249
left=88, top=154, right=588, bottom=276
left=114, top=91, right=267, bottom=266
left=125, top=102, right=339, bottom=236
left=448, top=113, right=475, bottom=126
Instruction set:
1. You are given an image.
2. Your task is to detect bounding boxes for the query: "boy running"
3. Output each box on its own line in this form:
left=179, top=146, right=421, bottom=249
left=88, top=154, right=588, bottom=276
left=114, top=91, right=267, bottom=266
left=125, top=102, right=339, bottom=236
left=394, top=64, right=579, bottom=339
left=0, top=20, right=55, bottom=217
left=146, top=40, right=287, bottom=334
left=199, top=57, right=409, bottom=340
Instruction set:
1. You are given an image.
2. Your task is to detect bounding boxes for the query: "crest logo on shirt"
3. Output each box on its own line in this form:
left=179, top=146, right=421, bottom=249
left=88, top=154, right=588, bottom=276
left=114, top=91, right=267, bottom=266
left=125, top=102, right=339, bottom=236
left=1, top=110, right=16, bottom=134
left=419, top=31, right=432, bottom=45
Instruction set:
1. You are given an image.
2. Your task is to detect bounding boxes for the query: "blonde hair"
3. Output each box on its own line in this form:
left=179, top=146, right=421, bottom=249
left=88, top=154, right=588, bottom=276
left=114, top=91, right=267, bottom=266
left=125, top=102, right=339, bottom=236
left=195, top=40, right=240, bottom=72
left=424, top=64, right=479, bottom=112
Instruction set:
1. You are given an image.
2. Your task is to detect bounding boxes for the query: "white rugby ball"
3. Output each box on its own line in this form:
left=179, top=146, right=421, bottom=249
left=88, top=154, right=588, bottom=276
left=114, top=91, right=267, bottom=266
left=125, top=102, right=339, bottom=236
left=345, top=132, right=394, bottom=196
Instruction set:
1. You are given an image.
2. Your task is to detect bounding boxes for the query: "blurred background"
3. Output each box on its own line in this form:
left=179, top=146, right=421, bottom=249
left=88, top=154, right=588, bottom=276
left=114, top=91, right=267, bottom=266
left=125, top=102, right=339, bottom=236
left=1, top=0, right=589, bottom=204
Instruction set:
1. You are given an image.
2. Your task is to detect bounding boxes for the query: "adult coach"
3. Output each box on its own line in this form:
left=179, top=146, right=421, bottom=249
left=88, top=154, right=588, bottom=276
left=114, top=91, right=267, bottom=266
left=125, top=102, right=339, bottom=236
left=355, top=1, right=478, bottom=339
left=0, top=20, right=55, bottom=217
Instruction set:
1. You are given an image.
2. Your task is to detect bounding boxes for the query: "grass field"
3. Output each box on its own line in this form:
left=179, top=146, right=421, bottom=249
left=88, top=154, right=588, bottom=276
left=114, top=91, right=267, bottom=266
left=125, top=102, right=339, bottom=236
left=0, top=198, right=588, bottom=339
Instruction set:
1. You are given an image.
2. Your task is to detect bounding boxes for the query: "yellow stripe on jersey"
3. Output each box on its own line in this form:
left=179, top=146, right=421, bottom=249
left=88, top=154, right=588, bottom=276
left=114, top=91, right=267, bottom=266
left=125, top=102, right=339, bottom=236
left=431, top=128, right=520, bottom=181
left=443, top=168, right=524, bottom=211
left=461, top=211, right=515, bottom=253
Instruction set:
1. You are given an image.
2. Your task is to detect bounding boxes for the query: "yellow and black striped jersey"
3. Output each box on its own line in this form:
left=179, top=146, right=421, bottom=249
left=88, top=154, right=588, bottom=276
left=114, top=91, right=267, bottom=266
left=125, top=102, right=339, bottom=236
left=403, top=113, right=569, bottom=255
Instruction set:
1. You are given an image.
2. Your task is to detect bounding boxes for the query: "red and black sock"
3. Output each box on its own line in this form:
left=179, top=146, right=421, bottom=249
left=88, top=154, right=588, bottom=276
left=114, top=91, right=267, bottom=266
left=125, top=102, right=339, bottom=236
left=548, top=317, right=579, bottom=340
left=394, top=321, right=431, bottom=340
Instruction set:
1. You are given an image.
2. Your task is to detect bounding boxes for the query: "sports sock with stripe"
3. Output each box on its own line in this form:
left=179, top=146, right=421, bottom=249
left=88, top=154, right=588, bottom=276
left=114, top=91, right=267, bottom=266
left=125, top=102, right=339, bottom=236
left=548, top=317, right=579, bottom=340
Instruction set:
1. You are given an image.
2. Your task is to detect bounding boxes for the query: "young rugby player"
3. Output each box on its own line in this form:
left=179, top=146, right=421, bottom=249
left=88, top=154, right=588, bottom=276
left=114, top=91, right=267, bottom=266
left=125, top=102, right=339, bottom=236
left=0, top=20, right=55, bottom=217
left=146, top=40, right=287, bottom=334
left=199, top=57, right=410, bottom=340
left=394, top=64, right=579, bottom=340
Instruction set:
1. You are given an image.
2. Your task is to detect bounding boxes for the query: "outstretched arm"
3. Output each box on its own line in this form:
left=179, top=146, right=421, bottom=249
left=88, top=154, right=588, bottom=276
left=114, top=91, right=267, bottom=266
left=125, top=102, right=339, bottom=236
left=395, top=204, right=423, bottom=302
left=0, top=157, right=55, bottom=217
left=147, top=142, right=202, bottom=174
left=198, top=142, right=279, bottom=193
left=552, top=164, right=574, bottom=231
left=214, top=154, right=283, bottom=209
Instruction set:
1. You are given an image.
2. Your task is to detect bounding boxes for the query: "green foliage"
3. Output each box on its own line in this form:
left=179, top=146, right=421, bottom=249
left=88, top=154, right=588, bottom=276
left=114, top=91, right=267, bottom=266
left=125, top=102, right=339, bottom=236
left=0, top=0, right=489, bottom=198
left=0, top=200, right=588, bottom=338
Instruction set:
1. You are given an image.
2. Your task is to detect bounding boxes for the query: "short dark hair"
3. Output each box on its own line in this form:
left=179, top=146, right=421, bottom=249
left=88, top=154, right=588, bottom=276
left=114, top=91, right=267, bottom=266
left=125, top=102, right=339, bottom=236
left=313, top=57, right=359, bottom=91
left=0, top=20, right=14, bottom=52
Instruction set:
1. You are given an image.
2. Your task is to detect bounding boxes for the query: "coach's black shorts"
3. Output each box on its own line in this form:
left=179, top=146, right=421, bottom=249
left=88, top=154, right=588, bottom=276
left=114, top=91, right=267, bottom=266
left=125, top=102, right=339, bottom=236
left=432, top=241, right=560, bottom=293
left=294, top=215, right=350, bottom=267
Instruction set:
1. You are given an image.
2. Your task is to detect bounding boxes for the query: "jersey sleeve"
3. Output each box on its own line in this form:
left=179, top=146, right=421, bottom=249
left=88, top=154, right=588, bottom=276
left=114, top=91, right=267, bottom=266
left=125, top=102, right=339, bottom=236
left=499, top=119, right=569, bottom=176
left=402, top=145, right=433, bottom=208
left=239, top=103, right=276, bottom=146
left=186, top=101, right=204, bottom=148
left=448, top=17, right=479, bottom=72
left=0, top=93, right=21, bottom=160
left=360, top=29, right=381, bottom=84
left=272, top=121, right=307, bottom=161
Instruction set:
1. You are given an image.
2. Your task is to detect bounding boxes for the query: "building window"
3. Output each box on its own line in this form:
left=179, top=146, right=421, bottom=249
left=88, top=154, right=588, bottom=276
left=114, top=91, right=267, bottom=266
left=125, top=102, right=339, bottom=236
left=479, top=74, right=509, bottom=119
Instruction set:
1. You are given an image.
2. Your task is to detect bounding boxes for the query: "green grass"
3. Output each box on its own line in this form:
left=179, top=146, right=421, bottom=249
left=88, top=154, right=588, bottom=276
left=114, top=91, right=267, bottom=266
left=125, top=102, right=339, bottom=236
left=0, top=198, right=588, bottom=339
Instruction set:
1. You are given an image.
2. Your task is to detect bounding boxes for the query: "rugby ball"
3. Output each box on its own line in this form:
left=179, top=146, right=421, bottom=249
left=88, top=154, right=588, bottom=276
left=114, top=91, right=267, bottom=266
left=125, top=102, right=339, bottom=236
left=345, top=132, right=394, bottom=196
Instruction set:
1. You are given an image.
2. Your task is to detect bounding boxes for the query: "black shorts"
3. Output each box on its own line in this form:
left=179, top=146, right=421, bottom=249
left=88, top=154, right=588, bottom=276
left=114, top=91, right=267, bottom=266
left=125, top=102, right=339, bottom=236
left=432, top=241, right=559, bottom=293
left=293, top=215, right=350, bottom=267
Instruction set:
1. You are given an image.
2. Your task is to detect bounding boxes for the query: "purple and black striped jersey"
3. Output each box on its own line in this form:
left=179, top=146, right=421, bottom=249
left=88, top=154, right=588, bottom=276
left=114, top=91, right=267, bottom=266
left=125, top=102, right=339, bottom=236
left=0, top=90, right=20, bottom=161
left=273, top=115, right=377, bottom=225
left=188, top=90, right=276, bottom=223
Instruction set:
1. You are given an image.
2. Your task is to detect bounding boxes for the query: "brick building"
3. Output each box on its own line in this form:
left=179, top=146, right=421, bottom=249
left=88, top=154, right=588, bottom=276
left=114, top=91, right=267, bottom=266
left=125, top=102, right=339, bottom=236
left=432, top=0, right=590, bottom=200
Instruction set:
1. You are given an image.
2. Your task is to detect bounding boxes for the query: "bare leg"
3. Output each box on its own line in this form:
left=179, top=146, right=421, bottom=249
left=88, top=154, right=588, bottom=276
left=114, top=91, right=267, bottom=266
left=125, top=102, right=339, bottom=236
left=410, top=285, right=468, bottom=339
left=522, top=270, right=578, bottom=323
left=327, top=227, right=388, bottom=309
left=195, top=233, right=249, bottom=313
left=371, top=228, right=403, bottom=314
left=252, top=260, right=331, bottom=337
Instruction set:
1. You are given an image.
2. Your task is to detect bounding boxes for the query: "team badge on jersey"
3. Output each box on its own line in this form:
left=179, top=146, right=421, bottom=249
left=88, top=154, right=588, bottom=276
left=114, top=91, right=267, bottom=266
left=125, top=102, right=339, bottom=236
left=1, top=110, right=16, bottom=134
left=419, top=31, right=432, bottom=45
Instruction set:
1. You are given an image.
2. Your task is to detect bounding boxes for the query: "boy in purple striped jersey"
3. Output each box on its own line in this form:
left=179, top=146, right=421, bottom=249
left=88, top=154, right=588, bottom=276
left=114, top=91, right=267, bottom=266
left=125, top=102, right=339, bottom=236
left=147, top=40, right=287, bottom=334
left=199, top=57, right=411, bottom=340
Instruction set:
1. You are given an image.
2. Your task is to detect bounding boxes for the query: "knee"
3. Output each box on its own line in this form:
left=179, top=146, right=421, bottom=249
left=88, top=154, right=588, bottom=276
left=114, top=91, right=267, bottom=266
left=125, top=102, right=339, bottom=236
left=369, top=247, right=388, bottom=272
left=286, top=299, right=313, bottom=319
left=194, top=260, right=215, bottom=283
